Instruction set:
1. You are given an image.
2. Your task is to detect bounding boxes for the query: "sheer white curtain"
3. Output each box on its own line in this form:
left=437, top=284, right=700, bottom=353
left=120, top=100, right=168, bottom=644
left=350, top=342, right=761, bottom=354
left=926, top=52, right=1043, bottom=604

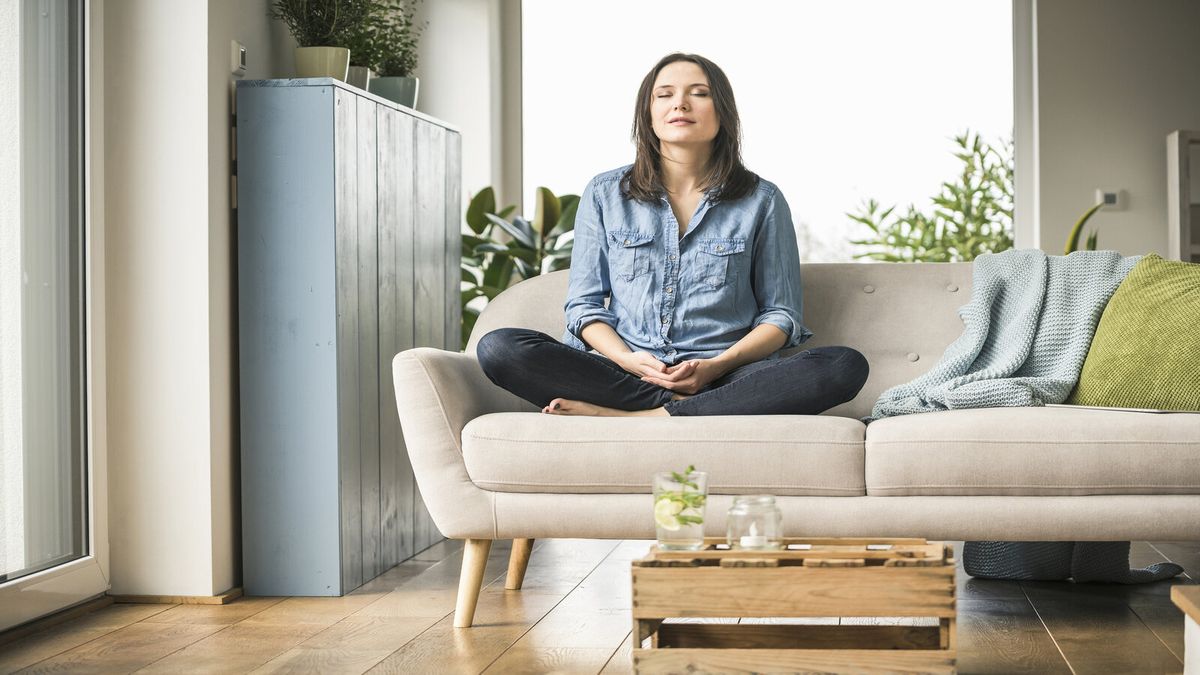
left=0, top=0, right=93, bottom=630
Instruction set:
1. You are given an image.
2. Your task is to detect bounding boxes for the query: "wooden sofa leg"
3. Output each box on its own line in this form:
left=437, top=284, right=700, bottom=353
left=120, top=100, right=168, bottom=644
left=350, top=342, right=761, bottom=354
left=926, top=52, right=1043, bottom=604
left=454, top=539, right=492, bottom=628
left=506, top=538, right=535, bottom=590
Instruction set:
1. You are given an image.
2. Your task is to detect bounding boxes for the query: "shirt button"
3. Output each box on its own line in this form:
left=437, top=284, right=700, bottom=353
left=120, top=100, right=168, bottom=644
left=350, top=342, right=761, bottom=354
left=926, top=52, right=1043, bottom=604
left=669, top=254, right=677, bottom=261
left=665, top=287, right=673, bottom=294
left=716, top=245, right=724, bottom=251
left=623, top=238, right=631, bottom=245
left=661, top=317, right=669, bottom=324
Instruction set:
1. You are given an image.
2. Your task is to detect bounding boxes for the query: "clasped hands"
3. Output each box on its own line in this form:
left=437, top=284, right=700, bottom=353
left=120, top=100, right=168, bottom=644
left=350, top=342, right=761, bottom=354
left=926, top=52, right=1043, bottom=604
left=617, top=351, right=726, bottom=395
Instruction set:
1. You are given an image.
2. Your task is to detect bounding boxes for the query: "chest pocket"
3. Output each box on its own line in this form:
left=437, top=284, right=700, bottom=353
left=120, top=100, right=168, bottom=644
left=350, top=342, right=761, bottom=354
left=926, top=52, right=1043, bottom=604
left=695, top=237, right=746, bottom=289
left=607, top=231, right=654, bottom=281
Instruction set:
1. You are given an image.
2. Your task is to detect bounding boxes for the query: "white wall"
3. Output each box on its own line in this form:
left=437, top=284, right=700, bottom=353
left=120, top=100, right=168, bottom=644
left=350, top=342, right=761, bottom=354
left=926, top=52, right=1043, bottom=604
left=0, top=0, right=23, bottom=577
left=103, top=0, right=290, bottom=596
left=1035, top=0, right=1200, bottom=256
left=412, top=0, right=502, bottom=208
left=104, top=0, right=214, bottom=596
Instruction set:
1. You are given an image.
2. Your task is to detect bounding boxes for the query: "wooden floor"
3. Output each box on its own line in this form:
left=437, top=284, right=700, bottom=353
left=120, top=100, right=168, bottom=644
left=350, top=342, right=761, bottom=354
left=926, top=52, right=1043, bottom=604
left=1, top=539, right=1195, bottom=674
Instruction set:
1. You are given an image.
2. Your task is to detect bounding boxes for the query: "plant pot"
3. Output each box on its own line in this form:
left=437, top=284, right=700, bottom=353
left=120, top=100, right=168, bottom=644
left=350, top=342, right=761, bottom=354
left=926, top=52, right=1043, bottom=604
left=346, top=66, right=374, bottom=90
left=294, top=46, right=350, bottom=81
left=370, top=76, right=419, bottom=108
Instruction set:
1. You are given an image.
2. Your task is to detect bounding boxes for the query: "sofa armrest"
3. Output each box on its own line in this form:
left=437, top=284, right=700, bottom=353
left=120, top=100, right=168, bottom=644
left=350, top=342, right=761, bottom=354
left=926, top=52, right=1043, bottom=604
left=391, top=348, right=537, bottom=539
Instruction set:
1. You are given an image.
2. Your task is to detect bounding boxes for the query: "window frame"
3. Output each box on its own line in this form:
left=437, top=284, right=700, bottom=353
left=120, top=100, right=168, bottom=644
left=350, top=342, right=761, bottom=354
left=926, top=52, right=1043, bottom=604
left=0, top=0, right=109, bottom=632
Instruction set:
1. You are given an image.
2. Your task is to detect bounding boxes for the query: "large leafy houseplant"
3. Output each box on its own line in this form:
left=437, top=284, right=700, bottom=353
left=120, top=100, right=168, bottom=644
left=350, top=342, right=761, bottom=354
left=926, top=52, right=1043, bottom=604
left=461, top=187, right=579, bottom=347
left=849, top=131, right=1014, bottom=262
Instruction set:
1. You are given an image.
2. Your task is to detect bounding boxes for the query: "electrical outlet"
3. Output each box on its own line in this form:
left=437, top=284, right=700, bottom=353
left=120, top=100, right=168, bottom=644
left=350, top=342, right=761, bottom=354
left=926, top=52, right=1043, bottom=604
left=1094, top=189, right=1124, bottom=210
left=231, top=40, right=247, bottom=76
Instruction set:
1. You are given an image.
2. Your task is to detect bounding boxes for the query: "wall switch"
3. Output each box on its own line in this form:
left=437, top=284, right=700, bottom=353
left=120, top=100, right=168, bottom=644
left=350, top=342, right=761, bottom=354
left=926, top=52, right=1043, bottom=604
left=231, top=41, right=247, bottom=76
left=1095, top=188, right=1124, bottom=210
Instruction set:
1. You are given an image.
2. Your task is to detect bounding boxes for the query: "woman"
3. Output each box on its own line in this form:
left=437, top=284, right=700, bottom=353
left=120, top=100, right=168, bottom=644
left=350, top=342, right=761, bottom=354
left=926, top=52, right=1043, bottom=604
left=476, top=53, right=868, bottom=417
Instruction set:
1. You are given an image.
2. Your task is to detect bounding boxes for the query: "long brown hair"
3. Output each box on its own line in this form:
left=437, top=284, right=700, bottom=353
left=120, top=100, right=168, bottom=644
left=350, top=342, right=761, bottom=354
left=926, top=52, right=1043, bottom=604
left=620, top=52, right=758, bottom=205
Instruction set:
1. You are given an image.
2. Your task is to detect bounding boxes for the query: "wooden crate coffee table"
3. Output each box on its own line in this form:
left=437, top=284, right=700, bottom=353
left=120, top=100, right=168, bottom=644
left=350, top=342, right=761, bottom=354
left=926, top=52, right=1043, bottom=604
left=630, top=537, right=957, bottom=674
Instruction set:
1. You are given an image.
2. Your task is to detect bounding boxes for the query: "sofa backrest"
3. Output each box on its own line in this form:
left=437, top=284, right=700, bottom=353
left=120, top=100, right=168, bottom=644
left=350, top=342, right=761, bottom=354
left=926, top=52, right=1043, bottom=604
left=467, top=263, right=974, bottom=419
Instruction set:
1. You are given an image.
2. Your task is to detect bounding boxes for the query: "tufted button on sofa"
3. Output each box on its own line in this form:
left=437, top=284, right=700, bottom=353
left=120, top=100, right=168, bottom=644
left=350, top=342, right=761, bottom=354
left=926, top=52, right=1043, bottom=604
left=391, top=264, right=1200, bottom=626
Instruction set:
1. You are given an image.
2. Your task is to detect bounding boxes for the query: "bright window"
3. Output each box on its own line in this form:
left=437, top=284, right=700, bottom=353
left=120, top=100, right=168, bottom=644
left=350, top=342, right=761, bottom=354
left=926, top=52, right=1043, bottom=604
left=0, top=0, right=87, bottom=586
left=522, top=0, right=1013, bottom=261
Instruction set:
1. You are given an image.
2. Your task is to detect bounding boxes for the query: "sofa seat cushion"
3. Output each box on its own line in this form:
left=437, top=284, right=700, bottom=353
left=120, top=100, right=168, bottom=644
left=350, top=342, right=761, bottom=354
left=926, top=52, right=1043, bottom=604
left=461, top=413, right=866, bottom=496
left=865, top=406, right=1200, bottom=496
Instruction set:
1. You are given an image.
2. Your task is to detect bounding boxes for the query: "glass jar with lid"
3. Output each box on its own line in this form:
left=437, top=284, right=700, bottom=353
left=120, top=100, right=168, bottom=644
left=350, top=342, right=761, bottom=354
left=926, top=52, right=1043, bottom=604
left=726, top=495, right=783, bottom=550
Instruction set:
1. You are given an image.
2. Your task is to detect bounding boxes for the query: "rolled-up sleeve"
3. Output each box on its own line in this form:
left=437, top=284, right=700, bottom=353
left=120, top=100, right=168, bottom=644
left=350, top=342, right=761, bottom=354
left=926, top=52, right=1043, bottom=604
left=562, top=179, right=619, bottom=350
left=751, top=188, right=813, bottom=348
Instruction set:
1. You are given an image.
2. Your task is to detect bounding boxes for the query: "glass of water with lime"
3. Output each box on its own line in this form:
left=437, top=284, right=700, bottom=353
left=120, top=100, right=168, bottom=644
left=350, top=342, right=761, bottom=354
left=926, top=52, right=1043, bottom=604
left=652, top=466, right=708, bottom=550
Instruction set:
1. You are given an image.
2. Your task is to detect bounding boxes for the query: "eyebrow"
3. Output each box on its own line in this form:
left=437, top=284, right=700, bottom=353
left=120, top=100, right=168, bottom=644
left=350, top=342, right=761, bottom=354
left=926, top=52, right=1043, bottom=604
left=654, top=83, right=710, bottom=90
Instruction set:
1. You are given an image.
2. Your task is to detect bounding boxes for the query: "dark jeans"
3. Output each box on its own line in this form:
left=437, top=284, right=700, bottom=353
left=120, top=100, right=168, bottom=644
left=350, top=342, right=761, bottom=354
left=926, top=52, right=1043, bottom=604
left=475, top=328, right=870, bottom=416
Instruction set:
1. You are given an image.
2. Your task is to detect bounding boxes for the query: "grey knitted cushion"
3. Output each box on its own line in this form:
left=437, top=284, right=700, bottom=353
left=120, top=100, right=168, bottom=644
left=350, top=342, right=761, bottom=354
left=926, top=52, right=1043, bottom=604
left=963, top=541, right=1183, bottom=583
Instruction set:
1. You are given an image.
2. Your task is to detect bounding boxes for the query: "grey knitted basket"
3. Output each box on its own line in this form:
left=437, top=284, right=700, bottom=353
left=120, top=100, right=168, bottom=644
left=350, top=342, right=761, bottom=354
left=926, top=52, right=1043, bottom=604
left=963, top=541, right=1183, bottom=583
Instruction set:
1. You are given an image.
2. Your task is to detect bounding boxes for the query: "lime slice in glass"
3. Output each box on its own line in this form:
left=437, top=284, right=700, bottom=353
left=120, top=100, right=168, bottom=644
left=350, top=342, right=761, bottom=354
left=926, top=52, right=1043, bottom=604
left=654, top=497, right=683, bottom=531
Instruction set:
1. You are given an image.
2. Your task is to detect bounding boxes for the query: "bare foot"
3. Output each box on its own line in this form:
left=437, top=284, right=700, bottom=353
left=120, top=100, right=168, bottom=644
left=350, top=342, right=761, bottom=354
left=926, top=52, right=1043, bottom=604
left=543, top=398, right=668, bottom=417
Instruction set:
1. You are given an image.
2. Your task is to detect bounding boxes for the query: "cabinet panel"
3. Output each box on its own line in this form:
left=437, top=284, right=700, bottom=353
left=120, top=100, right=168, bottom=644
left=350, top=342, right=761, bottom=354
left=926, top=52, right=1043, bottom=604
left=413, top=123, right=447, bottom=554
left=238, top=79, right=458, bottom=595
left=377, top=105, right=418, bottom=567
left=333, top=87, right=363, bottom=593
left=356, top=97, right=382, bottom=582
left=237, top=84, right=342, bottom=597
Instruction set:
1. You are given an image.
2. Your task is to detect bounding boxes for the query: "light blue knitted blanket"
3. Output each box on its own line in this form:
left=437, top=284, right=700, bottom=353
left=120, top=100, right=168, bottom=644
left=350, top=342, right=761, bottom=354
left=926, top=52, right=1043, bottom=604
left=865, top=249, right=1140, bottom=423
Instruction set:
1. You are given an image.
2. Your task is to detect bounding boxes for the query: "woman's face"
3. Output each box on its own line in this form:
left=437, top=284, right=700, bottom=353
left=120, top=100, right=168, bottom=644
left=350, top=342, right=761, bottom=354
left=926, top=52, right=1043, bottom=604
left=650, top=61, right=719, bottom=149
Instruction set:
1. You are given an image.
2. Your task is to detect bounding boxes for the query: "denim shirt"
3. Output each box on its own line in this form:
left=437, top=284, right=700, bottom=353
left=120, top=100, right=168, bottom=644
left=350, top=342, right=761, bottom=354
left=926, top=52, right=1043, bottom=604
left=562, top=164, right=813, bottom=364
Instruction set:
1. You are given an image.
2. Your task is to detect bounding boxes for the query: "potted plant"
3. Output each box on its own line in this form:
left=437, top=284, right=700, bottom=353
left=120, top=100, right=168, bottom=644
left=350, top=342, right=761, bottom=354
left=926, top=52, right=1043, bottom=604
left=340, top=2, right=386, bottom=89
left=460, top=186, right=579, bottom=347
left=368, top=0, right=424, bottom=108
left=270, top=0, right=373, bottom=81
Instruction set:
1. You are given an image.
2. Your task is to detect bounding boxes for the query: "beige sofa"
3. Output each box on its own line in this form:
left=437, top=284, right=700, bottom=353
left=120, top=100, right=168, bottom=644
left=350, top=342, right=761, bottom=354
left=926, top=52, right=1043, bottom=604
left=392, top=263, right=1200, bottom=626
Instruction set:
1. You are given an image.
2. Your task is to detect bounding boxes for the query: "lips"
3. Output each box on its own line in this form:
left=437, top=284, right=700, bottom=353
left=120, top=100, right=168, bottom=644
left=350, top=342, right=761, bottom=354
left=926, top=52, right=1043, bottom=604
left=668, top=118, right=695, bottom=125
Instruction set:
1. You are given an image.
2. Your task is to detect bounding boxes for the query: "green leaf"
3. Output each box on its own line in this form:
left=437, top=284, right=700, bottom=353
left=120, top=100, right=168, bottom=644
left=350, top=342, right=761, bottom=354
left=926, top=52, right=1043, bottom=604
left=463, top=234, right=489, bottom=248
left=485, top=213, right=536, bottom=249
left=501, top=245, right=537, bottom=264
left=482, top=256, right=515, bottom=290
left=465, top=187, right=496, bottom=234
left=461, top=288, right=484, bottom=306
left=473, top=242, right=510, bottom=255
left=549, top=196, right=580, bottom=238
left=1065, top=202, right=1104, bottom=254
left=462, top=306, right=481, bottom=350
left=532, top=187, right=561, bottom=237
left=512, top=257, right=535, bottom=279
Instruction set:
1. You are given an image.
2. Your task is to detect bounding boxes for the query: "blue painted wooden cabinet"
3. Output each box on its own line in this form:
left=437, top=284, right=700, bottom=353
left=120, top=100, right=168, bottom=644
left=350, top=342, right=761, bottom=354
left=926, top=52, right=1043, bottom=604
left=235, top=79, right=461, bottom=595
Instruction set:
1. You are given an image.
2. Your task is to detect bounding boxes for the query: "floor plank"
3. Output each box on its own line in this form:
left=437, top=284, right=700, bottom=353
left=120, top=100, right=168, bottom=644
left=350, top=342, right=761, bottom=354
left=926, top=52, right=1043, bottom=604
left=4, top=539, right=1197, bottom=675
left=1022, top=582, right=1184, bottom=674
left=598, top=632, right=633, bottom=675
left=139, top=596, right=284, bottom=625
left=0, top=604, right=173, bottom=673
left=15, top=621, right=225, bottom=674
left=955, top=598, right=1071, bottom=674
left=368, top=539, right=614, bottom=674
left=368, top=588, right=562, bottom=675
left=134, top=621, right=331, bottom=674
left=482, top=540, right=628, bottom=673
left=1150, top=541, right=1200, bottom=581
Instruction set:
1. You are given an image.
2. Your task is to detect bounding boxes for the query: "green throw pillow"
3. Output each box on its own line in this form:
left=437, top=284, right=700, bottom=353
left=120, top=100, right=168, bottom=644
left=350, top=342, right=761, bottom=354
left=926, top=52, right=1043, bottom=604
left=1067, top=254, right=1200, bottom=411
